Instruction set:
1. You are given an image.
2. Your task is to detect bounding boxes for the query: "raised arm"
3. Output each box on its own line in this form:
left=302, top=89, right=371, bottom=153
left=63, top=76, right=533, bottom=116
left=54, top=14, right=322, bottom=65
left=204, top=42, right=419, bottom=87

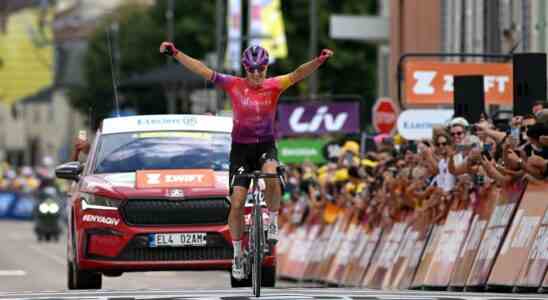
left=286, top=49, right=333, bottom=84
left=159, top=42, right=214, bottom=81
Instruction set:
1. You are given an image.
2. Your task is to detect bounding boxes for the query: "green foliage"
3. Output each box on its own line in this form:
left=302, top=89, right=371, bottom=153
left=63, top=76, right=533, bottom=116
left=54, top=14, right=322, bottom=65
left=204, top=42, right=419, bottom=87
left=69, top=1, right=214, bottom=128
left=69, top=0, right=378, bottom=128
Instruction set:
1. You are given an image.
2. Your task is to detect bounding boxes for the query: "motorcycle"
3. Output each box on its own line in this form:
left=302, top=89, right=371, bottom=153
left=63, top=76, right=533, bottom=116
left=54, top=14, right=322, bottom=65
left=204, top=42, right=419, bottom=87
left=33, top=186, right=62, bottom=242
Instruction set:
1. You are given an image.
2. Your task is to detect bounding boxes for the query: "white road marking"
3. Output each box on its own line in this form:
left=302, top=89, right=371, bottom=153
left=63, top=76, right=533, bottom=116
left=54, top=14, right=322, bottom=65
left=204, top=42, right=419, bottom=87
left=0, top=270, right=26, bottom=276
left=28, top=245, right=65, bottom=265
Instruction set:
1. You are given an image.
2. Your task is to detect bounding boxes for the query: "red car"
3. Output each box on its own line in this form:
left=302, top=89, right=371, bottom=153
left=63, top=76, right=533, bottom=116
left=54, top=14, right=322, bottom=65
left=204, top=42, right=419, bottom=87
left=56, top=115, right=276, bottom=289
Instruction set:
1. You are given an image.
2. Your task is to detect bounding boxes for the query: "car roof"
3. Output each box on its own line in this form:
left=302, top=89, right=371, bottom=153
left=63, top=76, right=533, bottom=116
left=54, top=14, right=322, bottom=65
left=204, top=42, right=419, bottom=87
left=101, top=114, right=233, bottom=135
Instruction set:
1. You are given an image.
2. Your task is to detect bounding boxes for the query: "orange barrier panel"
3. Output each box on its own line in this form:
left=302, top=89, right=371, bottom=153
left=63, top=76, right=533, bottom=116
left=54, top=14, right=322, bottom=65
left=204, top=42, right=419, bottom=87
left=383, top=224, right=418, bottom=289
left=320, top=209, right=352, bottom=283
left=422, top=208, right=474, bottom=288
left=449, top=186, right=499, bottom=290
left=340, top=224, right=372, bottom=286
left=283, top=226, right=309, bottom=279
left=326, top=219, right=361, bottom=285
left=343, top=227, right=383, bottom=287
left=276, top=224, right=293, bottom=278
left=542, top=268, right=548, bottom=293
left=303, top=222, right=330, bottom=281
left=516, top=207, right=548, bottom=292
left=300, top=221, right=323, bottom=281
left=362, top=222, right=408, bottom=288
left=411, top=224, right=443, bottom=289
left=465, top=179, right=526, bottom=290
left=396, top=225, right=432, bottom=289
left=314, top=220, right=342, bottom=282
left=488, top=182, right=548, bottom=291
left=380, top=221, right=412, bottom=289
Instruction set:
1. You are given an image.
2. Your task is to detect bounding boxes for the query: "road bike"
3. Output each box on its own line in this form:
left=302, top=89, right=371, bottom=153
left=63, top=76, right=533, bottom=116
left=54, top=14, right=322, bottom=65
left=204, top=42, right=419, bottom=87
left=234, top=167, right=285, bottom=297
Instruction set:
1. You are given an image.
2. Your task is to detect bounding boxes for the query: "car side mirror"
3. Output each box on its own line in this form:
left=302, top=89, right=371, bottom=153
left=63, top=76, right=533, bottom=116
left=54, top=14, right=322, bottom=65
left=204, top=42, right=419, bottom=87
left=55, top=161, right=83, bottom=181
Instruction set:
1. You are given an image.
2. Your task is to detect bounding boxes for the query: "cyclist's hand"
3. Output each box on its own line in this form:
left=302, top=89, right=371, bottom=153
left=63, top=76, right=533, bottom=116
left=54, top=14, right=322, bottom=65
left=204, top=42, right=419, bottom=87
left=318, top=48, right=334, bottom=63
left=159, top=41, right=179, bottom=57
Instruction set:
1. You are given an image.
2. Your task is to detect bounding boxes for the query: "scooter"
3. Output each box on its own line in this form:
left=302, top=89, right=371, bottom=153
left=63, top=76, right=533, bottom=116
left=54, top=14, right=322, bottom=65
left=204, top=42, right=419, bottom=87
left=33, top=187, right=62, bottom=242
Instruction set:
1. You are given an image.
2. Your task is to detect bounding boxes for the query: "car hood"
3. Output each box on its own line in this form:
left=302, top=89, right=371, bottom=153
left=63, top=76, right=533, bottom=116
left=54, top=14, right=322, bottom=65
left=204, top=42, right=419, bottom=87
left=80, top=171, right=229, bottom=199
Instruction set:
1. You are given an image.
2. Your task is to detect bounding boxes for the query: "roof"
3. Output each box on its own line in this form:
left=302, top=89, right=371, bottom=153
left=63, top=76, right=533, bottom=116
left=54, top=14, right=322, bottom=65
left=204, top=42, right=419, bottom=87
left=101, top=114, right=233, bottom=135
left=19, top=86, right=55, bottom=104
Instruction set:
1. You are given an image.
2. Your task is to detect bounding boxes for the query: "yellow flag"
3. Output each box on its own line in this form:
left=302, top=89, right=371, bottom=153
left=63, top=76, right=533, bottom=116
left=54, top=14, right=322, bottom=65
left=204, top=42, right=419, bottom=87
left=249, top=0, right=287, bottom=60
left=0, top=8, right=54, bottom=105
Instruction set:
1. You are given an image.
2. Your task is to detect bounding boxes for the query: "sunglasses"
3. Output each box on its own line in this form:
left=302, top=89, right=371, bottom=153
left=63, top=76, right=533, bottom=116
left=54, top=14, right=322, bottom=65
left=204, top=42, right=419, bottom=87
left=451, top=131, right=464, bottom=137
left=436, top=142, right=448, bottom=146
left=245, top=65, right=267, bottom=73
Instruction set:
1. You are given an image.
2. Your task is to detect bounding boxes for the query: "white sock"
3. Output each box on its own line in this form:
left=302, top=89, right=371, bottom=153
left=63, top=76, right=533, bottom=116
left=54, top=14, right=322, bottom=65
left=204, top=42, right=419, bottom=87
left=232, top=240, right=242, bottom=258
left=269, top=211, right=278, bottom=226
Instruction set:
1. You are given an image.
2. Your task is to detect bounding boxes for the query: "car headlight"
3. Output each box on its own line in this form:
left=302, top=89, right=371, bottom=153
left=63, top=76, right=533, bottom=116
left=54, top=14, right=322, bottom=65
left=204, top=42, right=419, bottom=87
left=39, top=201, right=60, bottom=214
left=81, top=193, right=121, bottom=210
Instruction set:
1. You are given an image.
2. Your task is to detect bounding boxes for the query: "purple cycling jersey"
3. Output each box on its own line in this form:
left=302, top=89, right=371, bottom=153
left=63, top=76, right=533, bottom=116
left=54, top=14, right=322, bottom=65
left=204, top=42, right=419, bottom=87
left=211, top=72, right=293, bottom=144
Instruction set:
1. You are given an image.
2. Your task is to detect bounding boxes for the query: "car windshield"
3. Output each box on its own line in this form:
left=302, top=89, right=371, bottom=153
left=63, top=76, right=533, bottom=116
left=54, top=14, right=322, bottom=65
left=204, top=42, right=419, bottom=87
left=94, top=131, right=230, bottom=173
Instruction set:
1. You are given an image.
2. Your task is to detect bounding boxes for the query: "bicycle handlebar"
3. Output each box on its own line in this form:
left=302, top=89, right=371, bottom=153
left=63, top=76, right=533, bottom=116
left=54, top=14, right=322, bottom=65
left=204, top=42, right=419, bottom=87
left=233, top=166, right=287, bottom=188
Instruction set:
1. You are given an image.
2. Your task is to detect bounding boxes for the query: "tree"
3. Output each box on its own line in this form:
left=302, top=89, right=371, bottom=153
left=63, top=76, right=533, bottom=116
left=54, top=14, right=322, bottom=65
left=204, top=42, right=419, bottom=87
left=69, top=1, right=215, bottom=128
left=69, top=0, right=378, bottom=128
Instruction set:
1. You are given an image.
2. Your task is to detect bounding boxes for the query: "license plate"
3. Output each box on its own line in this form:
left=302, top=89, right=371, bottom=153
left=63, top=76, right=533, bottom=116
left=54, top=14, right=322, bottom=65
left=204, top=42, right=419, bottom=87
left=148, top=233, right=207, bottom=247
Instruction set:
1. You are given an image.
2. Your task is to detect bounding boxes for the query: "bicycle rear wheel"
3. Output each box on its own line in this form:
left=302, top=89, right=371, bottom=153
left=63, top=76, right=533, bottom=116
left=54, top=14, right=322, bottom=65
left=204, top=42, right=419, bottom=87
left=252, top=203, right=263, bottom=297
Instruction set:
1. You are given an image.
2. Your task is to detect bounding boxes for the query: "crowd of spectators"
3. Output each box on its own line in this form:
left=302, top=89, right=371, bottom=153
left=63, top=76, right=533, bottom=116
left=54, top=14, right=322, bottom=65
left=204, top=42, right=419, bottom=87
left=0, top=157, right=60, bottom=194
left=278, top=104, right=548, bottom=232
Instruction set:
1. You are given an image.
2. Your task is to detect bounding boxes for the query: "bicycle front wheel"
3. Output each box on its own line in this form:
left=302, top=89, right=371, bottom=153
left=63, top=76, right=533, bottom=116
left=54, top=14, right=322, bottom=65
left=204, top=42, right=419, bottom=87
left=252, top=204, right=263, bottom=297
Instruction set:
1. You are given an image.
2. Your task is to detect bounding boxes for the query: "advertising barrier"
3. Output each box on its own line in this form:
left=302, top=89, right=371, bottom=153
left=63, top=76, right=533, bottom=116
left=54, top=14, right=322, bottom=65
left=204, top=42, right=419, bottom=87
left=488, top=182, right=548, bottom=291
left=0, top=191, right=35, bottom=220
left=423, top=208, right=474, bottom=288
left=449, top=186, right=499, bottom=289
left=277, top=102, right=360, bottom=136
left=277, top=178, right=548, bottom=293
left=466, top=179, right=526, bottom=289
left=403, top=61, right=513, bottom=105
left=0, top=192, right=18, bottom=218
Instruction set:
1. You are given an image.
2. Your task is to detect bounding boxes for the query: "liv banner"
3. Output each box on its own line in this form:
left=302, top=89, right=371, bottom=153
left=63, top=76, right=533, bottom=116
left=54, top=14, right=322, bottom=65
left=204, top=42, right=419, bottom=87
left=277, top=138, right=327, bottom=164
left=278, top=102, right=360, bottom=136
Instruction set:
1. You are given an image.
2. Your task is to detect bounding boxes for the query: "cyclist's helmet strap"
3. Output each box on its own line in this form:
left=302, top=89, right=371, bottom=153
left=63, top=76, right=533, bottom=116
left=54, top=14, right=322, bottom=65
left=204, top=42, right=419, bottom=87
left=241, top=45, right=269, bottom=69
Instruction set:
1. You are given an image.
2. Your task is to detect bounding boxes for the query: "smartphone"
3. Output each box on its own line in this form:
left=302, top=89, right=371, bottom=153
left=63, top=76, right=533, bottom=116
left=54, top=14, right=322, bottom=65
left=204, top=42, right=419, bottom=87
left=78, top=130, right=87, bottom=142
left=455, top=144, right=465, bottom=152
left=408, top=143, right=417, bottom=154
left=483, top=143, right=492, bottom=153
left=511, top=127, right=520, bottom=143
left=344, top=152, right=353, bottom=165
left=482, top=150, right=492, bottom=161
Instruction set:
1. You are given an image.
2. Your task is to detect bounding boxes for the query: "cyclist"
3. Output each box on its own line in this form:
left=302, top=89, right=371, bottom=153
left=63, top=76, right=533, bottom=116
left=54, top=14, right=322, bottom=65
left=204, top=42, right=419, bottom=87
left=159, top=41, right=333, bottom=279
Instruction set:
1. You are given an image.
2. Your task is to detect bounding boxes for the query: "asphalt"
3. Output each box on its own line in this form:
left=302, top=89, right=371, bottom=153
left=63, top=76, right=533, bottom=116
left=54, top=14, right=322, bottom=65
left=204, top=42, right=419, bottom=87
left=0, top=220, right=546, bottom=300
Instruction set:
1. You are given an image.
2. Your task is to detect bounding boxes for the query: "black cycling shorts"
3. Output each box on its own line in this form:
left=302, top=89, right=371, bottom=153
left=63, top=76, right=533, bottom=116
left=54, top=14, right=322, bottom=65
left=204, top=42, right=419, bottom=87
left=229, top=141, right=278, bottom=194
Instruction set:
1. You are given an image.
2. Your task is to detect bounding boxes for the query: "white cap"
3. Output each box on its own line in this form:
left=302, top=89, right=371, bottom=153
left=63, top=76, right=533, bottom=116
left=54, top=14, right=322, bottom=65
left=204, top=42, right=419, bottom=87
left=449, top=117, right=470, bottom=128
left=21, top=166, right=33, bottom=177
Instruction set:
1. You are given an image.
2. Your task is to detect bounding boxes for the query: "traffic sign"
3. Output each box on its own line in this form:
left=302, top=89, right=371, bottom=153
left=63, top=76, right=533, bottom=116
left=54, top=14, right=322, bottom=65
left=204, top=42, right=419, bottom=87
left=372, top=98, right=399, bottom=134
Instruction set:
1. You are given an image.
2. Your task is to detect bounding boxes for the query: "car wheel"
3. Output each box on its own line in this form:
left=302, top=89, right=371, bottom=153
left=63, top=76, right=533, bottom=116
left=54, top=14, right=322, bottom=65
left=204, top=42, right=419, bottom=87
left=67, top=260, right=102, bottom=290
left=67, top=260, right=76, bottom=290
left=230, top=270, right=251, bottom=287
left=261, top=265, right=276, bottom=287
left=45, top=234, right=51, bottom=242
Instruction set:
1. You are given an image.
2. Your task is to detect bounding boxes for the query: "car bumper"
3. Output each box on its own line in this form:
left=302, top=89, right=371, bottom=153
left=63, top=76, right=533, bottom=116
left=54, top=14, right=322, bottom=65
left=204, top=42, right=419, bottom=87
left=75, top=215, right=275, bottom=272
